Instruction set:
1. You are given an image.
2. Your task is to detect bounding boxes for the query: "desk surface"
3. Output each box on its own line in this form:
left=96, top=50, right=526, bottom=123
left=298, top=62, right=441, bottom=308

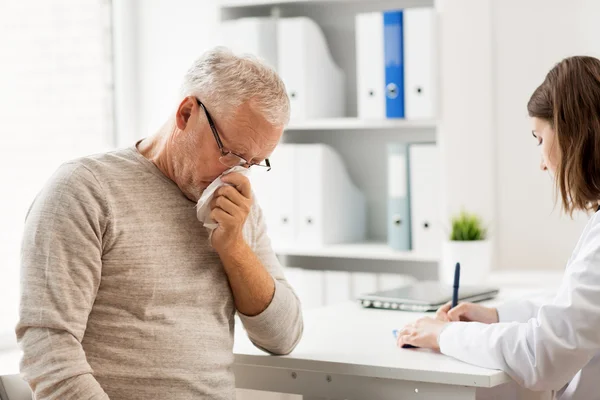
left=0, top=302, right=510, bottom=388
left=234, top=301, right=511, bottom=388
left=0, top=277, right=556, bottom=389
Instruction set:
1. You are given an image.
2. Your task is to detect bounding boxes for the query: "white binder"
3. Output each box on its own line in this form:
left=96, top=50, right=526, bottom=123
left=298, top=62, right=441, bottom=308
left=219, top=17, right=278, bottom=69
left=355, top=12, right=386, bottom=119
left=251, top=144, right=296, bottom=248
left=409, top=143, right=441, bottom=257
left=324, top=270, right=351, bottom=306
left=284, top=266, right=325, bottom=310
left=387, top=144, right=411, bottom=250
left=294, top=144, right=366, bottom=247
left=404, top=8, right=437, bottom=119
left=350, top=272, right=378, bottom=299
left=278, top=17, right=345, bottom=121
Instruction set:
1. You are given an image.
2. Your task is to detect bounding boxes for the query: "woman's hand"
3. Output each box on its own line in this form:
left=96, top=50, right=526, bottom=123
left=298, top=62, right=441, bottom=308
left=395, top=317, right=448, bottom=350
left=436, top=301, right=499, bottom=324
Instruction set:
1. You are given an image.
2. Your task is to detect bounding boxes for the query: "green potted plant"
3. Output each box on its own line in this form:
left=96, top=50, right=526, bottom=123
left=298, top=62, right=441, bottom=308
left=440, top=211, right=492, bottom=285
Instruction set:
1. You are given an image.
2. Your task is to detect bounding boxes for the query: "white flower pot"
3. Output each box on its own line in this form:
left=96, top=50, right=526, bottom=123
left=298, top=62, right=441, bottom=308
left=440, top=240, right=493, bottom=286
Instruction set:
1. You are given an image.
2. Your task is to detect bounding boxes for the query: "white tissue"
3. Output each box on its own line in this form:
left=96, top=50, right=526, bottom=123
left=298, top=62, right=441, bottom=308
left=196, top=166, right=251, bottom=235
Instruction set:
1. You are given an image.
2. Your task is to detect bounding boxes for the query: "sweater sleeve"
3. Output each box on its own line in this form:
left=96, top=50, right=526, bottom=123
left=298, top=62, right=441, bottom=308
left=237, top=200, right=304, bottom=355
left=16, top=162, right=111, bottom=399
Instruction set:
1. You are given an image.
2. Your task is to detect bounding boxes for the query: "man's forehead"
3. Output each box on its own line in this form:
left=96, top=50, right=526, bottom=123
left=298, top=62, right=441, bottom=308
left=222, top=124, right=280, bottom=157
left=218, top=104, right=282, bottom=151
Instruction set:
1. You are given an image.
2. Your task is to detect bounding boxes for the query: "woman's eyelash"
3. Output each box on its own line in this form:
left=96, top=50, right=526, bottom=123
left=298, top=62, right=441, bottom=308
left=531, top=131, right=541, bottom=146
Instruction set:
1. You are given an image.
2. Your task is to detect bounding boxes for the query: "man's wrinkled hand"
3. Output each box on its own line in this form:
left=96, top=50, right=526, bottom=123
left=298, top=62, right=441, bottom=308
left=209, top=172, right=252, bottom=254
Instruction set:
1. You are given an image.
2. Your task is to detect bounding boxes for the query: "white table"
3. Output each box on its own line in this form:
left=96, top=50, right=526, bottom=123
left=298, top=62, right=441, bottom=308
left=0, top=281, right=555, bottom=400
left=0, top=349, right=29, bottom=400
left=235, top=301, right=517, bottom=400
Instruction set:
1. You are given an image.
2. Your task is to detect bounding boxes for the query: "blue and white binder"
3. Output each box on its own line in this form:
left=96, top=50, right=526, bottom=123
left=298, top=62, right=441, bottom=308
left=387, top=143, right=411, bottom=250
left=384, top=11, right=405, bottom=119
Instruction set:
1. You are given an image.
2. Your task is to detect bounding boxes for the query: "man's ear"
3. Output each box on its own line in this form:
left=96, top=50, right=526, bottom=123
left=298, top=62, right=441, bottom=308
left=175, top=97, right=196, bottom=131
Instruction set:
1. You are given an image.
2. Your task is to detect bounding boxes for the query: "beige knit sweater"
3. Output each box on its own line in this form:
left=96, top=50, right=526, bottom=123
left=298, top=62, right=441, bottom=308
left=16, top=146, right=303, bottom=399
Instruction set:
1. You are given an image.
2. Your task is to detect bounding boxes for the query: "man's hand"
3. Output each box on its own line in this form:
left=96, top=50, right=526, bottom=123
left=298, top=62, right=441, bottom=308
left=209, top=172, right=252, bottom=254
left=395, top=317, right=448, bottom=351
left=435, top=301, right=499, bottom=324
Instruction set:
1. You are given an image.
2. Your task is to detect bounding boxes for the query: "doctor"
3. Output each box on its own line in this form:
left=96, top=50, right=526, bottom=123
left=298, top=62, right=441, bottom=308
left=395, top=55, right=600, bottom=400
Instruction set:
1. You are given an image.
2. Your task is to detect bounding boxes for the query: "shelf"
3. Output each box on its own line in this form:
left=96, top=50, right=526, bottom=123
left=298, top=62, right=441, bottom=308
left=220, top=0, right=433, bottom=9
left=221, top=0, right=366, bottom=7
left=274, top=242, right=439, bottom=262
left=285, top=118, right=436, bottom=132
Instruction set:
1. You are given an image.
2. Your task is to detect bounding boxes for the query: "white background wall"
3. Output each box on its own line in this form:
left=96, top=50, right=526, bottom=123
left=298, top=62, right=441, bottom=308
left=492, top=0, right=600, bottom=270
left=0, top=0, right=113, bottom=336
left=119, top=0, right=600, bottom=273
left=114, top=0, right=220, bottom=146
left=437, top=0, right=496, bottom=265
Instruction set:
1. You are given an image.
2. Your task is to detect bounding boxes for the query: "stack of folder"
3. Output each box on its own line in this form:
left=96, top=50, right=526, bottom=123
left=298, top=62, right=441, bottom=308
left=220, top=11, right=441, bottom=256
left=219, top=16, right=345, bottom=121
left=356, top=8, right=436, bottom=120
left=387, top=143, right=441, bottom=255
left=219, top=8, right=436, bottom=121
left=251, top=144, right=366, bottom=249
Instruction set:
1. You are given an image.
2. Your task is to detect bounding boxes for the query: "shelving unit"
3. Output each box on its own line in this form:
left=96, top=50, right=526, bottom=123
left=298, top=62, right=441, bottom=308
left=274, top=242, right=438, bottom=262
left=220, top=0, right=433, bottom=11
left=285, top=117, right=436, bottom=132
left=219, top=0, right=442, bottom=271
left=221, top=0, right=365, bottom=6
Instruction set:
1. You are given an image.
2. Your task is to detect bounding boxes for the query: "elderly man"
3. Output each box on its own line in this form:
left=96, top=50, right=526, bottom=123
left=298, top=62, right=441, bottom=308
left=16, top=47, right=303, bottom=400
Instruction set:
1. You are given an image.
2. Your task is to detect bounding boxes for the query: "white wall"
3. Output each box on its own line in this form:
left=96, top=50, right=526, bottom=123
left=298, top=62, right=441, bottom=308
left=438, top=0, right=600, bottom=271
left=114, top=0, right=221, bottom=146
left=437, top=0, right=496, bottom=259
left=492, top=0, right=600, bottom=270
left=0, top=0, right=113, bottom=336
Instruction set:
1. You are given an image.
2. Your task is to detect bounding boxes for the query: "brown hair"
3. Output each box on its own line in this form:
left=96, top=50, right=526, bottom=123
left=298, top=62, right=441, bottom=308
left=527, top=56, right=600, bottom=215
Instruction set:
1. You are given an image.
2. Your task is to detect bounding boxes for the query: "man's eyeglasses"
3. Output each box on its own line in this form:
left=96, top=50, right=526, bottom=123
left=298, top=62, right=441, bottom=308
left=196, top=98, right=271, bottom=171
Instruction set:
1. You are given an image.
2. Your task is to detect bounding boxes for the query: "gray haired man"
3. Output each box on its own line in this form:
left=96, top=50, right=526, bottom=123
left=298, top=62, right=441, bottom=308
left=17, top=47, right=303, bottom=400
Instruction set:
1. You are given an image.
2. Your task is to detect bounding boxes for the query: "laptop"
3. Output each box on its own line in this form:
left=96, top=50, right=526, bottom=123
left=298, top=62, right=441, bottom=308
left=358, top=281, right=499, bottom=312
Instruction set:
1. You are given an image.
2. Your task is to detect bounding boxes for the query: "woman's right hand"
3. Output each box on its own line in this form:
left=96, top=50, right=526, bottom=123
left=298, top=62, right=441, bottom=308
left=435, top=301, right=499, bottom=324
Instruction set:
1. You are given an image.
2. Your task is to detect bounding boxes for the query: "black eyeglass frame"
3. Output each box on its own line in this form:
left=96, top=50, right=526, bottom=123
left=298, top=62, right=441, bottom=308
left=196, top=98, right=271, bottom=171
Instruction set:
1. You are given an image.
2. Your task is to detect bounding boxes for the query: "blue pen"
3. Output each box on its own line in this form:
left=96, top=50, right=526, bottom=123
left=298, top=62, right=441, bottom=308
left=452, top=262, right=461, bottom=309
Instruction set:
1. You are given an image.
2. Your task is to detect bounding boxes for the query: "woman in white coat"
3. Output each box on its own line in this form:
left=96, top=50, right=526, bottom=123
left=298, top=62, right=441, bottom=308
left=396, top=55, right=600, bottom=400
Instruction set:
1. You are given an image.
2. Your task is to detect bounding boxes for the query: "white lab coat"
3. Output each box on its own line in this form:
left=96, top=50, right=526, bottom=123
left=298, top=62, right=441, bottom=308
left=439, top=210, right=600, bottom=400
